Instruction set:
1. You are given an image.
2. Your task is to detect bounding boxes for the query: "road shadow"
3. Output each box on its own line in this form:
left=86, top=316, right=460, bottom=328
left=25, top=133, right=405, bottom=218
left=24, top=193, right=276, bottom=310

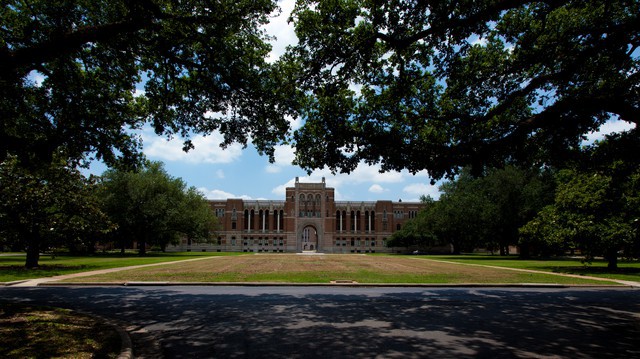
left=1, top=287, right=639, bottom=358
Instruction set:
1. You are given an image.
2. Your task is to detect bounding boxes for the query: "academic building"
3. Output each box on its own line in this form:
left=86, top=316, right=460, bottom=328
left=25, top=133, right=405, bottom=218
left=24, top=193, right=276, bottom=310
left=170, top=178, right=424, bottom=253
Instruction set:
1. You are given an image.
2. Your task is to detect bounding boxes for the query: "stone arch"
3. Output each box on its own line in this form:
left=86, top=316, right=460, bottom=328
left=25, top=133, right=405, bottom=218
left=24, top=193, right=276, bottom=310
left=301, top=224, right=319, bottom=251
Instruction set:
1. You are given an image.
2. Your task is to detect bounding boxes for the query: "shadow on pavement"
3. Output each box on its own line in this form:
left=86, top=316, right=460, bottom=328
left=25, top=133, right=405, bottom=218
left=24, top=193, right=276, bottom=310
left=1, top=287, right=638, bottom=358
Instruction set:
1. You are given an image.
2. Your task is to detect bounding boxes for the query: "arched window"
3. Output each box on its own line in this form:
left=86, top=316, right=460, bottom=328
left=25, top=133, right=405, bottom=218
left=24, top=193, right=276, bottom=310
left=371, top=211, right=375, bottom=231
left=336, top=210, right=341, bottom=230
left=250, top=209, right=255, bottom=230
left=279, top=210, right=284, bottom=230
left=396, top=223, right=401, bottom=231
left=365, top=211, right=369, bottom=231
left=350, top=211, right=355, bottom=231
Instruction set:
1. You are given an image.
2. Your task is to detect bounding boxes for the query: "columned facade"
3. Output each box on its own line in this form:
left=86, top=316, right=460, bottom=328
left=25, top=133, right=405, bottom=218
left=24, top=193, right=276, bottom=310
left=169, top=178, right=424, bottom=253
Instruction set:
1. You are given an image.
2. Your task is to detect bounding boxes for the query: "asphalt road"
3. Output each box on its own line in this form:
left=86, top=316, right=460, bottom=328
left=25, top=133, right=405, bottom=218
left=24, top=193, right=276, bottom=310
left=1, top=286, right=638, bottom=358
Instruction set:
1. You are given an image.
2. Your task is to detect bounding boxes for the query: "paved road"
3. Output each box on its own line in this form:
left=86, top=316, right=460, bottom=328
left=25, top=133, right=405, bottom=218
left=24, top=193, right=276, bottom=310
left=1, top=286, right=638, bottom=358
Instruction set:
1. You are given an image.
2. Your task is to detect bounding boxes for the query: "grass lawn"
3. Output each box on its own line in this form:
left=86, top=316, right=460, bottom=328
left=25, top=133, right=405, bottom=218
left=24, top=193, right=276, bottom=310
left=0, top=251, right=242, bottom=283
left=0, top=302, right=121, bottom=358
left=58, top=253, right=620, bottom=285
left=421, top=254, right=640, bottom=282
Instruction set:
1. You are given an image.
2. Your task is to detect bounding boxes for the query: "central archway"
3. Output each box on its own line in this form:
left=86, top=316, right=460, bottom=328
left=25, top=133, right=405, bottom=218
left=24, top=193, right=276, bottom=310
left=301, top=225, right=318, bottom=251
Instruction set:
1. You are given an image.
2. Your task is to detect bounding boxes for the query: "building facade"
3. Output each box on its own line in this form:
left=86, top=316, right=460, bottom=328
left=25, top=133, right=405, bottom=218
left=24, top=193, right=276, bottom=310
left=169, top=178, right=424, bottom=253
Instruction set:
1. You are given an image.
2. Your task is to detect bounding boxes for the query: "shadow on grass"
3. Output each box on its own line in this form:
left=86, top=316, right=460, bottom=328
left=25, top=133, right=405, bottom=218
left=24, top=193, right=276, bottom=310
left=0, top=265, right=90, bottom=279
left=0, top=302, right=120, bottom=358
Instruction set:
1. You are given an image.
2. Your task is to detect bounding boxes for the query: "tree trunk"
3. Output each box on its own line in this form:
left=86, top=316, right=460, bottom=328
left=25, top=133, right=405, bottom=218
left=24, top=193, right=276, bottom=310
left=607, top=248, right=618, bottom=270
left=25, top=231, right=41, bottom=269
left=139, top=232, right=147, bottom=256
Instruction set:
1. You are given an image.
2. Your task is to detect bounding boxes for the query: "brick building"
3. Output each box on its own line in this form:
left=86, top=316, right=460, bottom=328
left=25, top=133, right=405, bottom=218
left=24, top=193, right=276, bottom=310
left=169, top=177, right=424, bottom=253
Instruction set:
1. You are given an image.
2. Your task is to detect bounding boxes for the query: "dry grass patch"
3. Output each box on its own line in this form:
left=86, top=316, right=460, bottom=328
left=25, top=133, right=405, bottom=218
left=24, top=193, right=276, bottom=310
left=60, top=254, right=618, bottom=285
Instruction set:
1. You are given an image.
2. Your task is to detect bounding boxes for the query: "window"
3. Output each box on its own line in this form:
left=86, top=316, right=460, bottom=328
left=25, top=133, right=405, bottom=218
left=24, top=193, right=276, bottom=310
left=215, top=208, right=225, bottom=217
left=232, top=221, right=237, bottom=230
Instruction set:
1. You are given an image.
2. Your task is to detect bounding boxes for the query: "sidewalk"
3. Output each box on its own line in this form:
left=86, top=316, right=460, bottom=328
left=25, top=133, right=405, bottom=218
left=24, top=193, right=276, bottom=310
left=6, top=255, right=219, bottom=287
left=419, top=257, right=640, bottom=288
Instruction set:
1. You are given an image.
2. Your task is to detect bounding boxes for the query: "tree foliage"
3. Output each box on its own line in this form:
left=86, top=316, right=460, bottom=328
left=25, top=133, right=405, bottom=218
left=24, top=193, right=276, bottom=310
left=520, top=131, right=640, bottom=268
left=0, top=156, right=112, bottom=267
left=393, top=166, right=554, bottom=254
left=1, top=0, right=292, bottom=170
left=97, top=161, right=217, bottom=255
left=286, top=0, right=639, bottom=179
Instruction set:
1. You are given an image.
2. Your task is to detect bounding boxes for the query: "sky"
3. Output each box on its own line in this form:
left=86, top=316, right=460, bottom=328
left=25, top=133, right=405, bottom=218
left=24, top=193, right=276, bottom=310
left=85, top=0, right=636, bottom=203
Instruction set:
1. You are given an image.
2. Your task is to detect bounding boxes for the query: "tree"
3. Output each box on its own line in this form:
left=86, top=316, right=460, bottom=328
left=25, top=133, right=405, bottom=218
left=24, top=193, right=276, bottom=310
left=97, top=161, right=216, bottom=255
left=0, top=156, right=112, bottom=268
left=286, top=0, right=639, bottom=179
left=396, top=166, right=554, bottom=255
left=520, top=131, right=640, bottom=268
left=1, top=0, right=293, bottom=171
left=388, top=195, right=441, bottom=251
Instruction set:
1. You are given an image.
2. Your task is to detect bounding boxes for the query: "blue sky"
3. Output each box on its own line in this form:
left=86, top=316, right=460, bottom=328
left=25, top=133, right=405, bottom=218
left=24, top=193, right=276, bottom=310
left=84, top=0, right=635, bottom=202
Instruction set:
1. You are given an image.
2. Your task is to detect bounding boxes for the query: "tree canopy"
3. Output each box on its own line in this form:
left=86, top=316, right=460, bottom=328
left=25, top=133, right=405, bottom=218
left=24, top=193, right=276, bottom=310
left=286, top=0, right=639, bottom=179
left=0, top=156, right=111, bottom=267
left=97, top=161, right=217, bottom=255
left=1, top=0, right=292, bottom=170
left=391, top=166, right=555, bottom=254
left=520, top=131, right=640, bottom=268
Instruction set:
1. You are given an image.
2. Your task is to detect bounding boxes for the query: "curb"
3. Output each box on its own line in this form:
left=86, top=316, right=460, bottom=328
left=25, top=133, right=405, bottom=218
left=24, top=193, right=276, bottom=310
left=35, top=281, right=635, bottom=288
left=2, top=280, right=31, bottom=286
left=114, top=324, right=133, bottom=359
left=70, top=311, right=134, bottom=359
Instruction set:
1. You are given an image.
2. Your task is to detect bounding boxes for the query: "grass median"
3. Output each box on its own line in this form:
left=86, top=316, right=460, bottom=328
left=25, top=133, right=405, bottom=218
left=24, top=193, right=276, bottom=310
left=55, top=253, right=622, bottom=285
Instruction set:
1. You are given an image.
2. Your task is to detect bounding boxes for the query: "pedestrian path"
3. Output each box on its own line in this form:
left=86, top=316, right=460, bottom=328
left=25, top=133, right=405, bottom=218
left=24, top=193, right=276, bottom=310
left=418, top=257, right=640, bottom=288
left=7, top=255, right=219, bottom=287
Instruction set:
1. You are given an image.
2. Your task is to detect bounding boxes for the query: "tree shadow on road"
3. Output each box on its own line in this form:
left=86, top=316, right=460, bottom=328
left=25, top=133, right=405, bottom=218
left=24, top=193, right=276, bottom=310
left=3, top=287, right=639, bottom=358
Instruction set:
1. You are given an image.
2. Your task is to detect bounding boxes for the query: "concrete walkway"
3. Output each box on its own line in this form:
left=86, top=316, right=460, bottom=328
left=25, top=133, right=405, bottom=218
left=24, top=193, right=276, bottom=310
left=418, top=257, right=640, bottom=287
left=6, top=255, right=220, bottom=287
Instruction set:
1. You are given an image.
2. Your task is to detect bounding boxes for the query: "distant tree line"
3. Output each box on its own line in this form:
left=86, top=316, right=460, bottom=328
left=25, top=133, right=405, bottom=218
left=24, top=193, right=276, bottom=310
left=0, top=160, right=216, bottom=268
left=390, top=131, right=640, bottom=269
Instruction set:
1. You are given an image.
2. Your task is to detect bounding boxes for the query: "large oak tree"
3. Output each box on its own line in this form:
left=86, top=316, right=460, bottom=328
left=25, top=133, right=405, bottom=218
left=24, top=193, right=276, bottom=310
left=1, top=0, right=293, bottom=170
left=286, top=0, right=639, bottom=179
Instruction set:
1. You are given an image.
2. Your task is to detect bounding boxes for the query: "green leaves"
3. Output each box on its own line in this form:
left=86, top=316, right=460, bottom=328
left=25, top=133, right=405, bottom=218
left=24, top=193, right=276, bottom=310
left=284, top=0, right=639, bottom=179
left=1, top=0, right=288, bottom=170
left=97, top=161, right=217, bottom=254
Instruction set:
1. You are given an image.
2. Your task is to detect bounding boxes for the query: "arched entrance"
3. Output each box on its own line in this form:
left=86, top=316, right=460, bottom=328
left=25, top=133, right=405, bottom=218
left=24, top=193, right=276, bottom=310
left=301, top=225, right=318, bottom=252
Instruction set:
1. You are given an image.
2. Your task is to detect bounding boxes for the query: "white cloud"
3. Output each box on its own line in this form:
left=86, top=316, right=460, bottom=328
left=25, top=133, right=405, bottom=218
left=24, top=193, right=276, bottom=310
left=403, top=182, right=441, bottom=200
left=265, top=144, right=296, bottom=173
left=28, top=70, right=45, bottom=87
left=198, top=187, right=253, bottom=200
left=287, top=115, right=303, bottom=131
left=369, top=184, right=385, bottom=193
left=143, top=130, right=243, bottom=164
left=584, top=119, right=636, bottom=144
left=263, top=0, right=298, bottom=63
